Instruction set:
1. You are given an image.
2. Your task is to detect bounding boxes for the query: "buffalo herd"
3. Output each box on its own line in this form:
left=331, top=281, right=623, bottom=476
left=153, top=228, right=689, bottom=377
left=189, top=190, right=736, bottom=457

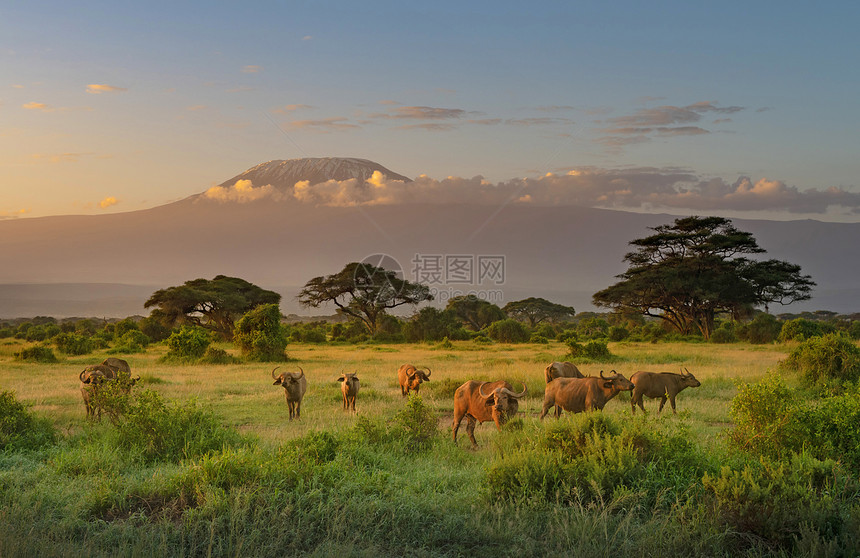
left=76, top=357, right=702, bottom=447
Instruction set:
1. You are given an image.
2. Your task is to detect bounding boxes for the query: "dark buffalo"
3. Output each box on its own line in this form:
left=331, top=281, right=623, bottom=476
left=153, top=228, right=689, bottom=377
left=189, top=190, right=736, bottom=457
left=338, top=372, right=360, bottom=412
left=544, top=361, right=584, bottom=383
left=539, top=370, right=634, bottom=419
left=452, top=380, right=527, bottom=448
left=630, top=368, right=701, bottom=414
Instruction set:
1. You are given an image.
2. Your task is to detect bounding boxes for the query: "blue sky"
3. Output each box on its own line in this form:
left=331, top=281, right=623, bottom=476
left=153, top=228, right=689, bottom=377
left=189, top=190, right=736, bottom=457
left=2, top=1, right=859, bottom=220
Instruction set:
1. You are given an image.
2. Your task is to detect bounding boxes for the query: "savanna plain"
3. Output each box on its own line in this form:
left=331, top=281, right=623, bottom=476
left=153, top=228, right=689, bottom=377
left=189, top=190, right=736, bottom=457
left=1, top=339, right=857, bottom=557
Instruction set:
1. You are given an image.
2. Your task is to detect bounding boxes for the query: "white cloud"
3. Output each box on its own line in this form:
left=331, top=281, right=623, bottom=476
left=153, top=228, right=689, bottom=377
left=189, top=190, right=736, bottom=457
left=203, top=179, right=280, bottom=203
left=98, top=196, right=119, bottom=209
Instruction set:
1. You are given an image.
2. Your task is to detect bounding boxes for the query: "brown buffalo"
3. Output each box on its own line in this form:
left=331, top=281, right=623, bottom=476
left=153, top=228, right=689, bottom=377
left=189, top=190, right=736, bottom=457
left=272, top=366, right=308, bottom=420
left=544, top=361, right=584, bottom=383
left=101, top=358, right=140, bottom=392
left=338, top=372, right=360, bottom=412
left=452, top=380, right=527, bottom=448
left=539, top=370, right=634, bottom=419
left=630, top=368, right=701, bottom=414
left=397, top=364, right=431, bottom=396
left=79, top=364, right=115, bottom=420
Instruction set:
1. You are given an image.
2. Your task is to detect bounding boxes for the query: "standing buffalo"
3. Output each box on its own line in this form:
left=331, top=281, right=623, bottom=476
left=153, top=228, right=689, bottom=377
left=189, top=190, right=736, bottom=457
left=544, top=361, right=584, bottom=383
left=101, top=357, right=131, bottom=375
left=539, top=370, right=634, bottom=419
left=630, top=368, right=701, bottom=414
left=338, top=372, right=360, bottom=412
left=452, top=380, right=527, bottom=448
left=397, top=364, right=431, bottom=396
left=79, top=364, right=115, bottom=420
left=272, top=366, right=307, bottom=420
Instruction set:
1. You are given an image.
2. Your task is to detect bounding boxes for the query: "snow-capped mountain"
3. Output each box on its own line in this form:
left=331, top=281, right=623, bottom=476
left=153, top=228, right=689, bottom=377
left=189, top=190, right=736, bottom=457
left=213, top=157, right=412, bottom=192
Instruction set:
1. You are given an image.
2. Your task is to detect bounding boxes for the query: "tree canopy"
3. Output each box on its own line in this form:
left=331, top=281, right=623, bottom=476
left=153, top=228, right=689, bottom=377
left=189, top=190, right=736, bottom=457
left=446, top=295, right=506, bottom=331
left=593, top=216, right=814, bottom=339
left=144, top=275, right=281, bottom=340
left=503, top=297, right=576, bottom=327
left=297, top=262, right=433, bottom=334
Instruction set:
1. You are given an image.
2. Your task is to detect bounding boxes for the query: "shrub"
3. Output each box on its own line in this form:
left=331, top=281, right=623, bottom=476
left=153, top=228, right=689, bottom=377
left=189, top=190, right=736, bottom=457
left=703, top=454, right=856, bottom=550
left=782, top=333, right=860, bottom=388
left=13, top=345, right=58, bottom=363
left=567, top=340, right=614, bottom=360
left=779, top=318, right=823, bottom=342
left=709, top=327, right=737, bottom=344
left=139, top=314, right=172, bottom=342
left=0, top=390, right=56, bottom=451
left=113, top=317, right=140, bottom=338
left=198, top=346, right=240, bottom=365
left=607, top=325, right=630, bottom=342
left=161, top=326, right=212, bottom=363
left=233, top=304, right=288, bottom=361
left=392, top=393, right=439, bottom=453
left=576, top=317, right=609, bottom=340
left=737, top=313, right=782, bottom=344
left=110, top=330, right=151, bottom=354
left=529, top=334, right=549, bottom=344
left=110, top=389, right=242, bottom=462
left=53, top=332, right=95, bottom=355
left=487, top=319, right=530, bottom=343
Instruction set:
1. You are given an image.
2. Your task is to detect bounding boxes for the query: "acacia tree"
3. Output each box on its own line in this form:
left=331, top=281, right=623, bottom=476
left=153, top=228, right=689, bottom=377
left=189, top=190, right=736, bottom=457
left=446, top=295, right=506, bottom=331
left=503, top=297, right=576, bottom=327
left=593, top=216, right=814, bottom=339
left=298, top=262, right=432, bottom=334
left=144, top=275, right=281, bottom=340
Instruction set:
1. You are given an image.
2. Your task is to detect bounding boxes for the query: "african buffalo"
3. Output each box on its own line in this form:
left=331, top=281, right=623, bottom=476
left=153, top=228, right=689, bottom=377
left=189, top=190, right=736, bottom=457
left=101, top=357, right=131, bottom=375
left=338, top=372, right=360, bottom=412
left=539, top=370, right=634, bottom=419
left=272, top=366, right=307, bottom=420
left=79, top=364, right=115, bottom=420
left=452, top=380, right=527, bottom=448
left=544, top=361, right=584, bottom=383
left=630, top=368, right=701, bottom=414
left=397, top=364, right=431, bottom=396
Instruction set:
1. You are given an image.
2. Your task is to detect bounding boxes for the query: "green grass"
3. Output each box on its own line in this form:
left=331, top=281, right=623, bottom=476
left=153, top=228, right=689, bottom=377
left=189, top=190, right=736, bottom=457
left=1, top=338, right=858, bottom=557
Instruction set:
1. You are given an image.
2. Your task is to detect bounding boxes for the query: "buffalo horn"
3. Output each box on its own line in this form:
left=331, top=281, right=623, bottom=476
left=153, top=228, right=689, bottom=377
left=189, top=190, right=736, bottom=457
left=271, top=366, right=280, bottom=380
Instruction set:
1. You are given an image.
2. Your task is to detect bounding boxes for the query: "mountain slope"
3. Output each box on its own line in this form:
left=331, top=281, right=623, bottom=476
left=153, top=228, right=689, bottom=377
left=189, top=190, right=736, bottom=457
left=0, top=159, right=857, bottom=317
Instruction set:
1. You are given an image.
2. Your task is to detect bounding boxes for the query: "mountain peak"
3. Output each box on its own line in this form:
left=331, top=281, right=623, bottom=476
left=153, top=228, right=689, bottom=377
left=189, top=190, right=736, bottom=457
left=216, top=157, right=412, bottom=191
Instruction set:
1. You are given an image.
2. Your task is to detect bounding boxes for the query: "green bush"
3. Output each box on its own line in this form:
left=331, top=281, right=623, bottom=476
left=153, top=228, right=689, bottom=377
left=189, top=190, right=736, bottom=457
left=198, top=346, right=240, bottom=364
left=567, top=340, right=614, bottom=360
left=110, top=389, right=242, bottom=463
left=0, top=390, right=56, bottom=451
left=486, top=319, right=530, bottom=343
left=703, top=454, right=856, bottom=550
left=779, top=318, right=823, bottom=342
left=392, top=393, right=439, bottom=453
left=233, top=303, right=288, bottom=361
left=529, top=334, right=549, bottom=344
left=607, top=325, right=630, bottom=342
left=53, top=332, right=95, bottom=355
left=161, top=326, right=212, bottom=363
left=782, top=333, right=860, bottom=388
left=13, top=345, right=58, bottom=363
left=110, top=330, right=151, bottom=354
left=737, top=313, right=782, bottom=344
left=709, top=327, right=737, bottom=344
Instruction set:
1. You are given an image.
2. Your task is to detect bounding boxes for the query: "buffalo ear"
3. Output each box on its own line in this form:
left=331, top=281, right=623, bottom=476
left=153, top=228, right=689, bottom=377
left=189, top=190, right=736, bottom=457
left=604, top=381, right=613, bottom=389
left=485, top=398, right=495, bottom=406
left=353, top=376, right=359, bottom=382
left=273, top=379, right=281, bottom=385
left=337, top=377, right=345, bottom=382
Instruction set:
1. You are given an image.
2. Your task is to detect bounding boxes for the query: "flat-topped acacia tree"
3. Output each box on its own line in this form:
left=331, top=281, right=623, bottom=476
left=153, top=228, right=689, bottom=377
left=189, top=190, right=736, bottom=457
left=593, top=216, right=815, bottom=339
left=144, top=275, right=281, bottom=340
left=298, top=262, right=433, bottom=334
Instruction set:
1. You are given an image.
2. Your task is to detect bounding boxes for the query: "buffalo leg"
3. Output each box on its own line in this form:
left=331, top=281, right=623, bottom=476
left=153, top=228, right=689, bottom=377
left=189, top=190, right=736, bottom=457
left=539, top=400, right=554, bottom=420
left=669, top=395, right=677, bottom=414
left=452, top=413, right=463, bottom=442
left=658, top=395, right=667, bottom=413
left=465, top=416, right=478, bottom=448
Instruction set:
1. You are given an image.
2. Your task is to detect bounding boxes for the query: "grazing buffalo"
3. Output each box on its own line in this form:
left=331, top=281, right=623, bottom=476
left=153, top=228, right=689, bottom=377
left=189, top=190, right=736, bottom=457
left=544, top=361, right=584, bottom=383
left=338, top=372, right=360, bottom=412
left=539, top=370, right=634, bottom=419
left=452, top=380, right=527, bottom=448
left=630, top=368, right=701, bottom=414
left=397, top=364, right=431, bottom=396
left=272, top=366, right=307, bottom=420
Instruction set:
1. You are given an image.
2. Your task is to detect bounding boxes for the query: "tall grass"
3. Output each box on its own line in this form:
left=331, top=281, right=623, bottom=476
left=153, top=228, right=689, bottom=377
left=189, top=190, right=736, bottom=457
left=2, top=338, right=857, bottom=556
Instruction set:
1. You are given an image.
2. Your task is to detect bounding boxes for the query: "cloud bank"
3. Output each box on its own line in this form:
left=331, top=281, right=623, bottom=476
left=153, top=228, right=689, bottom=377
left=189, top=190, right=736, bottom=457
left=203, top=179, right=281, bottom=203
left=285, top=169, right=860, bottom=215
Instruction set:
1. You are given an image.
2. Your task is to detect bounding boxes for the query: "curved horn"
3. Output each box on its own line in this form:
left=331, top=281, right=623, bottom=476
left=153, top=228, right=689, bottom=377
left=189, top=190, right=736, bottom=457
left=600, top=370, right=607, bottom=379
left=423, top=367, right=431, bottom=378
left=684, top=367, right=690, bottom=376
left=501, top=382, right=528, bottom=399
left=79, top=370, right=87, bottom=382
left=478, top=382, right=493, bottom=398
left=297, top=366, right=305, bottom=378
left=271, top=366, right=280, bottom=380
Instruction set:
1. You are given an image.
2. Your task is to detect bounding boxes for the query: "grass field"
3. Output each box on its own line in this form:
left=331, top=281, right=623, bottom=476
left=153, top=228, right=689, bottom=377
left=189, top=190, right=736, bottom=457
left=1, top=338, right=855, bottom=557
